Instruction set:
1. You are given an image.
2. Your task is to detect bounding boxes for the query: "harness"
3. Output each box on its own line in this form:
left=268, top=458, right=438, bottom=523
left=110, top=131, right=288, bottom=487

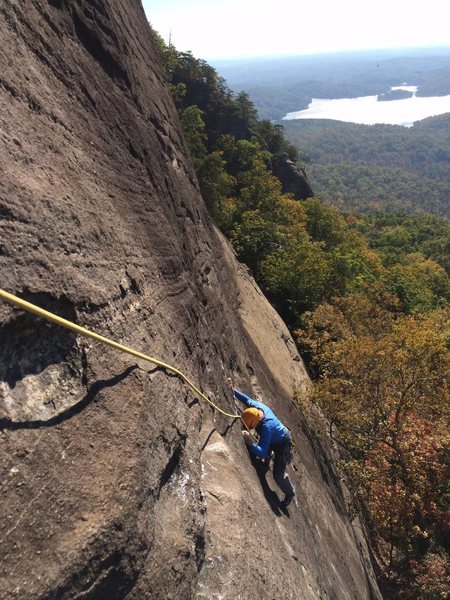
left=271, top=428, right=294, bottom=464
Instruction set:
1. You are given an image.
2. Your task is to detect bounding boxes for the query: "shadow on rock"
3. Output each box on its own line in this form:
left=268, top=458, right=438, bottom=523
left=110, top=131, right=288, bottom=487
left=249, top=453, right=283, bottom=517
left=0, top=365, right=137, bottom=430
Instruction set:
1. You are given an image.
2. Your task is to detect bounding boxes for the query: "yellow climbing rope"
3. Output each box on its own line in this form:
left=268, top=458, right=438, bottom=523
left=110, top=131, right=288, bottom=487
left=0, top=288, right=241, bottom=419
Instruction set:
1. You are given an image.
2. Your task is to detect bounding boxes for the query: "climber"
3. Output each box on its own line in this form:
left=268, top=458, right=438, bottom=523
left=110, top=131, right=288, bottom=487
left=231, top=386, right=295, bottom=508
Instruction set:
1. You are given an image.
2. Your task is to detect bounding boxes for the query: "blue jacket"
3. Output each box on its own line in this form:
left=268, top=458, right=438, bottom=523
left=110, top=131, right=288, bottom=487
left=233, top=389, right=289, bottom=459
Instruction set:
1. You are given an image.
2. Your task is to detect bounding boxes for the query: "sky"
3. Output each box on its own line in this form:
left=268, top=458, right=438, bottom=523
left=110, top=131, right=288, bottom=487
left=142, top=0, right=449, bottom=60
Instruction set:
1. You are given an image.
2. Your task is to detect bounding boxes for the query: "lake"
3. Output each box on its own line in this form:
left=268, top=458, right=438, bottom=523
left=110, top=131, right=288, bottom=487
left=283, top=86, right=450, bottom=127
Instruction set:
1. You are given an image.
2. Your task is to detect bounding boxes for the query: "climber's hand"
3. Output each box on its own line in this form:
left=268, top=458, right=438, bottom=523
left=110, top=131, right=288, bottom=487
left=242, top=430, right=252, bottom=447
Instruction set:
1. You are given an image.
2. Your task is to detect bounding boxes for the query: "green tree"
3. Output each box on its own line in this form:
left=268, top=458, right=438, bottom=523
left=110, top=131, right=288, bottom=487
left=302, top=198, right=347, bottom=248
left=180, top=105, right=207, bottom=168
left=235, top=91, right=258, bottom=130
left=217, top=136, right=270, bottom=178
left=260, top=231, right=332, bottom=316
left=236, top=157, right=284, bottom=214
left=253, top=120, right=299, bottom=161
left=383, top=254, right=450, bottom=313
left=197, top=151, right=235, bottom=221
left=230, top=210, right=281, bottom=274
left=228, top=157, right=291, bottom=271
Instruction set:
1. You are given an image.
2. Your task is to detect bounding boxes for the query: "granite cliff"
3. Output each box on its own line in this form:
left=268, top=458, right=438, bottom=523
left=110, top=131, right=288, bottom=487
left=0, top=1, right=381, bottom=598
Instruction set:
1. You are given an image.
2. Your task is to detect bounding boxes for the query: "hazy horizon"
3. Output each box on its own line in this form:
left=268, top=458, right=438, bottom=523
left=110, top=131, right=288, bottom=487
left=143, top=0, right=450, bottom=61
left=208, top=44, right=450, bottom=65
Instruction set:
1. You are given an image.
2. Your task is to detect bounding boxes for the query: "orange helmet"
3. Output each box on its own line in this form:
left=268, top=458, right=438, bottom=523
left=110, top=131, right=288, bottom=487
left=242, top=407, right=262, bottom=429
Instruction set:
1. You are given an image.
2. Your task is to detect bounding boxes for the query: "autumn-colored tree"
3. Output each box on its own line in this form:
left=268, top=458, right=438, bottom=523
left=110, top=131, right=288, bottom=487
left=312, top=310, right=449, bottom=455
left=298, top=308, right=450, bottom=595
left=359, top=413, right=448, bottom=560
left=405, top=553, right=450, bottom=600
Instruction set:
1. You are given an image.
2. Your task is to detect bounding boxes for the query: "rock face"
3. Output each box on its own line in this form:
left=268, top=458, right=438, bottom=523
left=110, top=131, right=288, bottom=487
left=272, top=153, right=314, bottom=200
left=0, top=2, right=381, bottom=599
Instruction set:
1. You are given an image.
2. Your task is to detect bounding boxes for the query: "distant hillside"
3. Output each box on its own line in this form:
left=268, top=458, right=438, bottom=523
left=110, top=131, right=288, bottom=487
left=281, top=113, right=450, bottom=218
left=212, top=47, right=450, bottom=120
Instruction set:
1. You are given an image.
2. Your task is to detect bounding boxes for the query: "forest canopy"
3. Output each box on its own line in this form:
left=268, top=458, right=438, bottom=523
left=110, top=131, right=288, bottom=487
left=282, top=116, right=450, bottom=218
left=151, top=30, right=450, bottom=600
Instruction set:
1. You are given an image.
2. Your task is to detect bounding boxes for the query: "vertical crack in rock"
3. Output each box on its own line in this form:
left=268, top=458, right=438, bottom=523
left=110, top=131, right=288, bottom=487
left=158, top=434, right=187, bottom=493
